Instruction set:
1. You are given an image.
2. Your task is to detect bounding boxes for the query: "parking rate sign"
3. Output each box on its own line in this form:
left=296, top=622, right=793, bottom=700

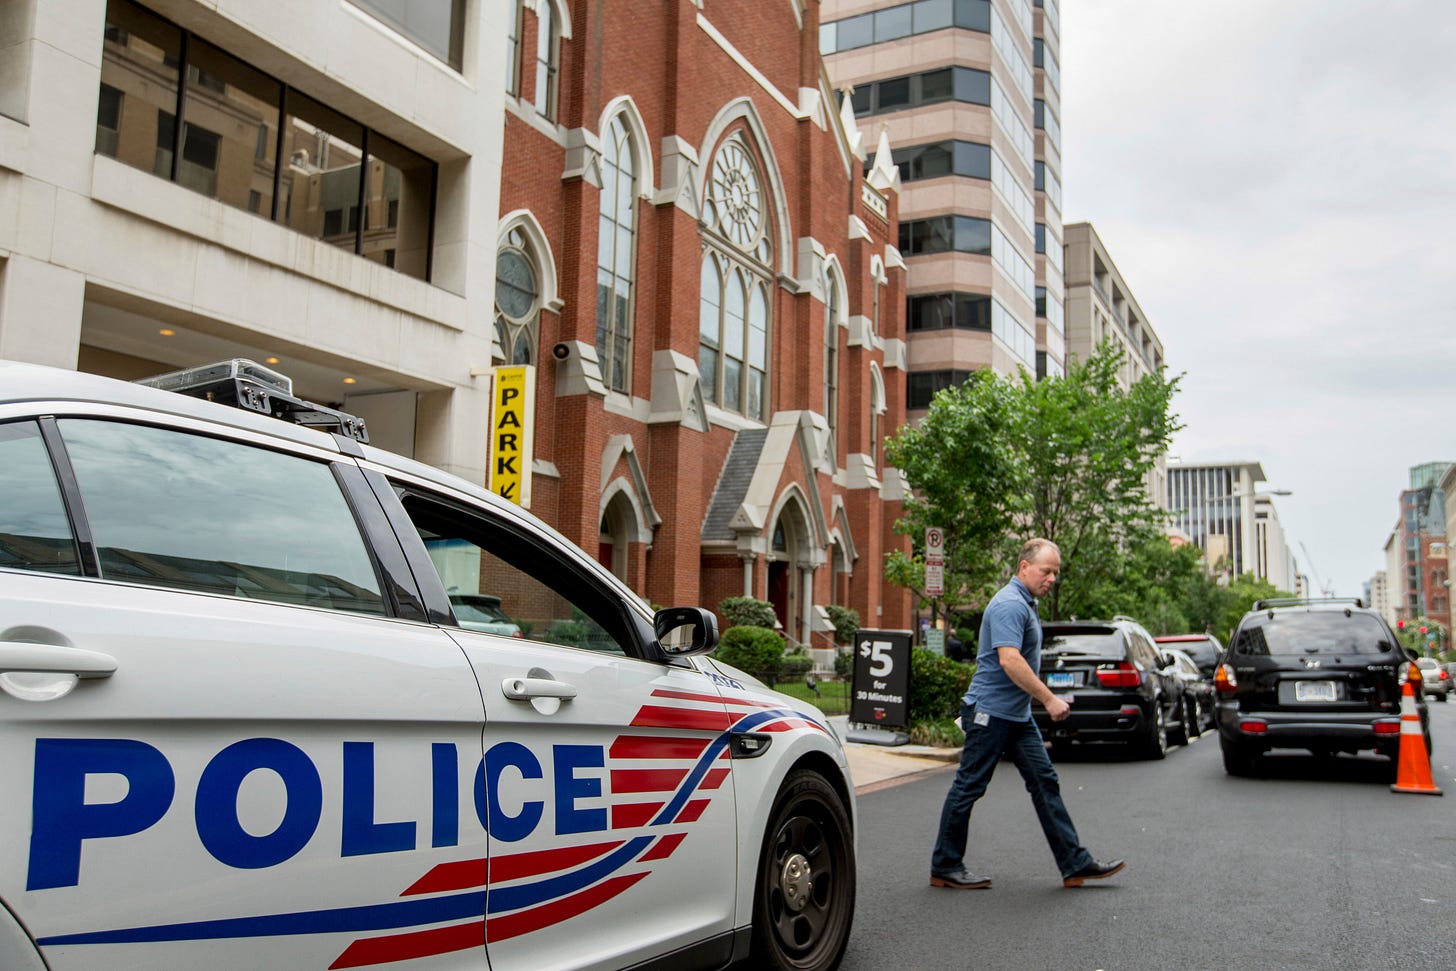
left=850, top=629, right=912, bottom=729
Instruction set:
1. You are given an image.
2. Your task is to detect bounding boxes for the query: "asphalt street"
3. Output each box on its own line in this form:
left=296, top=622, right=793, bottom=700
left=839, top=700, right=1456, bottom=971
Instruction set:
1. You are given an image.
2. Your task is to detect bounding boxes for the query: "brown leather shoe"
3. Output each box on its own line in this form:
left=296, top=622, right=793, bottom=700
left=1062, top=859, right=1125, bottom=887
left=930, top=868, right=992, bottom=889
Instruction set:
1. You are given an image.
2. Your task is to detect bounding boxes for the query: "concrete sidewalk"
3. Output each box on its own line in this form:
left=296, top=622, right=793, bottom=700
left=828, top=716, right=958, bottom=794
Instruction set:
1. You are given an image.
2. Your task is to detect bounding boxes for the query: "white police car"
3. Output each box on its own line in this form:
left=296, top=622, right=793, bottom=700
left=0, top=360, right=856, bottom=971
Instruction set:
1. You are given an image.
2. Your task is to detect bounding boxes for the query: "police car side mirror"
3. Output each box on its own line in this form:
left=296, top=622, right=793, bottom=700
left=654, top=607, right=719, bottom=657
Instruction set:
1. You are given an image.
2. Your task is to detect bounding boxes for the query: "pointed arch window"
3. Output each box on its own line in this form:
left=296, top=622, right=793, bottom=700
left=596, top=114, right=637, bottom=393
left=869, top=366, right=886, bottom=466
left=533, top=0, right=559, bottom=120
left=699, top=135, right=773, bottom=421
left=825, top=270, right=841, bottom=458
left=506, top=0, right=523, bottom=95
left=495, top=227, right=540, bottom=365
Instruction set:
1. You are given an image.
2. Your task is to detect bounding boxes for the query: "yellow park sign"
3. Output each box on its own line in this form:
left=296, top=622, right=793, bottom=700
left=489, top=365, right=534, bottom=506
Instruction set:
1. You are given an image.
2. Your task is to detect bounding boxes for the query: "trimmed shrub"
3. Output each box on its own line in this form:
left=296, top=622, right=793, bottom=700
left=825, top=605, right=860, bottom=646
left=720, top=596, right=778, bottom=629
left=713, top=625, right=787, bottom=683
left=909, top=718, right=965, bottom=747
left=833, top=648, right=853, bottom=678
left=780, top=649, right=813, bottom=680
left=909, top=648, right=975, bottom=722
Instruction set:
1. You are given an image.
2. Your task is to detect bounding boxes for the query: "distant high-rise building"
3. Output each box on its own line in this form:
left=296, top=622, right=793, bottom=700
left=822, top=0, right=1063, bottom=417
left=1393, top=462, right=1452, bottom=634
left=1062, top=221, right=1167, bottom=508
left=1167, top=460, right=1298, bottom=591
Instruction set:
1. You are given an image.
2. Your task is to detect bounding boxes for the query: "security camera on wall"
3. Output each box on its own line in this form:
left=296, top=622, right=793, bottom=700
left=552, top=342, right=572, bottom=361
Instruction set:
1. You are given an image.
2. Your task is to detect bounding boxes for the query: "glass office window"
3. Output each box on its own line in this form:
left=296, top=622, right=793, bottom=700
left=349, top=0, right=465, bottom=69
left=280, top=92, right=364, bottom=255
left=182, top=39, right=281, bottom=214
left=97, top=0, right=181, bottom=175
left=364, top=132, right=433, bottom=280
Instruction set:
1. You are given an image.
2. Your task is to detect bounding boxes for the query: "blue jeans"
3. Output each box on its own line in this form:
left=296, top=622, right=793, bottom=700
left=931, top=702, right=1094, bottom=878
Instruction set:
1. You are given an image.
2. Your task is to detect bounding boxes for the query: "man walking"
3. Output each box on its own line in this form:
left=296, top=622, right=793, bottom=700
left=929, top=539, right=1124, bottom=890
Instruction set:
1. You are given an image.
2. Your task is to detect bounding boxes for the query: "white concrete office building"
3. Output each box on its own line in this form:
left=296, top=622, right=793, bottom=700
left=1168, top=460, right=1299, bottom=592
left=1, top=0, right=508, bottom=483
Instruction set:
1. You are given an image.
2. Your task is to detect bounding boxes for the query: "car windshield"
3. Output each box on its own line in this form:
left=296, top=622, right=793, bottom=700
left=1043, top=629, right=1124, bottom=659
left=1416, top=658, right=1438, bottom=669
left=1233, top=612, right=1393, bottom=656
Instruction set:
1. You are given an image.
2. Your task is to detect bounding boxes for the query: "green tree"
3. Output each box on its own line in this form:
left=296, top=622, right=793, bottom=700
left=1216, top=573, right=1296, bottom=640
left=1020, top=345, right=1181, bottom=620
left=884, top=370, right=1026, bottom=612
left=883, top=344, right=1181, bottom=621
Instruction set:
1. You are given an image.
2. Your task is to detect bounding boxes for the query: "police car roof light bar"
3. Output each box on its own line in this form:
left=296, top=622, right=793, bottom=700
left=135, top=358, right=370, bottom=443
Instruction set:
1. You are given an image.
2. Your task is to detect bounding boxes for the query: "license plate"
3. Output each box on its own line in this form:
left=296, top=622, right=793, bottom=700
left=1295, top=680, right=1337, bottom=702
left=1047, top=672, right=1075, bottom=688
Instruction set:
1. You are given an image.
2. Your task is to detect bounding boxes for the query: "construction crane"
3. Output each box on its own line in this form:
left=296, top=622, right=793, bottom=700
left=1298, top=541, right=1335, bottom=598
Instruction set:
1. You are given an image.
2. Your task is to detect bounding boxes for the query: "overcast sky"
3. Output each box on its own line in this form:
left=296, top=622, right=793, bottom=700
left=1059, top=1, right=1456, bottom=599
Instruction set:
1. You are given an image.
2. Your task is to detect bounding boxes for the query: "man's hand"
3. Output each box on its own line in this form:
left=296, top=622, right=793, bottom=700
left=1044, top=695, right=1071, bottom=722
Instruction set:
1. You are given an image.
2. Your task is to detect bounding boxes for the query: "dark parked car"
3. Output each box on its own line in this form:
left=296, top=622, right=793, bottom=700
left=1154, top=632, right=1224, bottom=678
left=1035, top=617, right=1188, bottom=758
left=1163, top=646, right=1215, bottom=734
left=1215, top=598, right=1431, bottom=777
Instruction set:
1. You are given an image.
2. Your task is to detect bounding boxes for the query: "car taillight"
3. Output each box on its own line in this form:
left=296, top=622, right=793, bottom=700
left=1096, top=661, right=1141, bottom=688
left=1239, top=719, right=1268, bottom=734
left=512, top=631, right=524, bottom=638
left=1213, top=663, right=1238, bottom=694
left=1373, top=720, right=1400, bottom=735
left=1440, top=670, right=1450, bottom=682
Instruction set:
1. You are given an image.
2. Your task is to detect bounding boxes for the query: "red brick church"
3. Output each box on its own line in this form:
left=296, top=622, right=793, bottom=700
left=495, top=0, right=912, bottom=645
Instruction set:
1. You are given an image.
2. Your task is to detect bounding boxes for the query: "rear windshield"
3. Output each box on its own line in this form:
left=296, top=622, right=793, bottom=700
left=1043, top=629, right=1125, bottom=659
left=1160, top=637, right=1220, bottom=665
left=1233, top=612, right=1393, bottom=656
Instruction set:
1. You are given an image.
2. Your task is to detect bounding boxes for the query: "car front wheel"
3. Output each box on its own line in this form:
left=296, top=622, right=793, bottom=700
left=751, top=769, right=856, bottom=971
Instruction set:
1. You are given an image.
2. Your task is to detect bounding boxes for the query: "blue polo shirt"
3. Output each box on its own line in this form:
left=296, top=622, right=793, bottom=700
left=963, top=577, right=1042, bottom=722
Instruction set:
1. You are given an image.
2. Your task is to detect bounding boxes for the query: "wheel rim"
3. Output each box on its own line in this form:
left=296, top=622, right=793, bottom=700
left=764, top=804, right=844, bottom=963
left=1153, top=705, right=1167, bottom=753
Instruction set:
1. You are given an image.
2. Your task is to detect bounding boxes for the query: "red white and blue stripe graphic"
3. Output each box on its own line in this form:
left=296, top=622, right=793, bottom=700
left=35, top=690, right=825, bottom=968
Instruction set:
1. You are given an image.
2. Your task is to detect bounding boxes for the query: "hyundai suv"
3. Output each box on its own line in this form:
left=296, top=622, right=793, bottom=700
left=1215, top=598, right=1430, bottom=777
left=1034, top=617, right=1189, bottom=759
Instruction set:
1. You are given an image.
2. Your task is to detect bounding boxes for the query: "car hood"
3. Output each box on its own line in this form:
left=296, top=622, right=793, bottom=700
left=697, top=657, right=838, bottom=742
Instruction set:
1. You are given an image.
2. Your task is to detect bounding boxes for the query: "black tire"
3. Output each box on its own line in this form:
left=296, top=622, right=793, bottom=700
left=1184, top=697, right=1201, bottom=739
left=1221, top=740, right=1256, bottom=777
left=1143, top=702, right=1168, bottom=760
left=1167, top=698, right=1190, bottom=747
left=750, top=769, right=856, bottom=971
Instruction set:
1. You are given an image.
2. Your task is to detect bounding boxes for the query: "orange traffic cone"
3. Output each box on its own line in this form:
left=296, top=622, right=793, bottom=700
left=1391, top=679, right=1442, bottom=796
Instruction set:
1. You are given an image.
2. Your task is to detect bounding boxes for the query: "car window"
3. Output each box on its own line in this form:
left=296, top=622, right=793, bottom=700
left=1043, top=629, right=1125, bottom=659
left=57, top=419, right=385, bottom=614
left=0, top=422, right=81, bottom=576
left=1233, top=612, right=1393, bottom=656
left=398, top=491, right=634, bottom=657
left=1416, top=658, right=1438, bottom=669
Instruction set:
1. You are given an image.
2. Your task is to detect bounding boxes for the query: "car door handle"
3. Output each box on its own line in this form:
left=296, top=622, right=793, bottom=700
left=502, top=677, right=578, bottom=701
left=0, top=643, right=118, bottom=678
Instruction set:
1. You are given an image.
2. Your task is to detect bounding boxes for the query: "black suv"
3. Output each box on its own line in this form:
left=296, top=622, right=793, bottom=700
left=1215, top=598, right=1430, bottom=777
left=1034, top=617, right=1189, bottom=759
